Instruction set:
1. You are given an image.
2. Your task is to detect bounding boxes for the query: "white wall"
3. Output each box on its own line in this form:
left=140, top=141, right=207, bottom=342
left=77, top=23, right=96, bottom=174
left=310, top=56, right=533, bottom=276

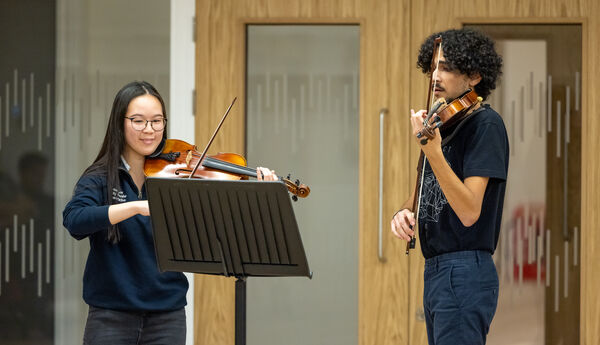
left=170, top=1, right=196, bottom=344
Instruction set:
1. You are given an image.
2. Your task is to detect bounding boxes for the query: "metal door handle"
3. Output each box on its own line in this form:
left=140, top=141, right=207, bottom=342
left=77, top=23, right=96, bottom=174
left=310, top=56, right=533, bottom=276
left=378, top=108, right=388, bottom=262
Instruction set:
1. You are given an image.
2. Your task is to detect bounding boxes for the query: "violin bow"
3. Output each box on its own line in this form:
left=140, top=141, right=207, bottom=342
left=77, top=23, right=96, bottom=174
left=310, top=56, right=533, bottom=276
left=188, top=97, right=237, bottom=179
left=406, top=36, right=443, bottom=254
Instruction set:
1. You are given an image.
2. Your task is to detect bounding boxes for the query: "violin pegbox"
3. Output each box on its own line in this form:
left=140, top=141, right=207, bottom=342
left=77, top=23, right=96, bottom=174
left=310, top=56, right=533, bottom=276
left=282, top=173, right=310, bottom=202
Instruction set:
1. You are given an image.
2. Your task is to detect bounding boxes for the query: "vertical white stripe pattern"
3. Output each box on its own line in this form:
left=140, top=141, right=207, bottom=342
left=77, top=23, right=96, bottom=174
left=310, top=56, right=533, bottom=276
left=520, top=86, right=525, bottom=141
left=537, top=235, right=542, bottom=286
left=71, top=74, right=75, bottom=128
left=21, top=225, right=26, bottom=278
left=46, top=84, right=51, bottom=138
left=46, top=229, right=50, bottom=283
left=565, top=86, right=570, bottom=143
left=509, top=227, right=514, bottom=286
left=547, top=75, right=552, bottom=132
left=13, top=214, right=18, bottom=252
left=265, top=72, right=271, bottom=108
left=22, top=79, right=26, bottom=132
left=539, top=82, right=544, bottom=137
left=62, top=78, right=66, bottom=132
left=256, top=85, right=262, bottom=139
left=5, top=229, right=9, bottom=282
left=13, top=69, right=18, bottom=105
left=575, top=71, right=580, bottom=111
left=564, top=241, right=569, bottom=298
left=528, top=224, right=534, bottom=264
left=291, top=98, right=297, bottom=154
left=511, top=101, right=515, bottom=156
left=352, top=71, right=358, bottom=110
left=5, top=83, right=10, bottom=137
left=317, top=79, right=323, bottom=120
left=517, top=236, right=523, bottom=286
left=546, top=229, right=551, bottom=287
left=308, top=73, right=314, bottom=108
left=300, top=84, right=306, bottom=141
left=29, top=219, right=34, bottom=272
left=283, top=74, right=288, bottom=129
left=38, top=97, right=43, bottom=150
left=344, top=84, right=350, bottom=141
left=30, top=73, right=34, bottom=127
left=274, top=79, right=280, bottom=134
left=529, top=71, right=534, bottom=109
left=554, top=255, right=559, bottom=312
left=37, top=243, right=42, bottom=297
left=574, top=226, right=578, bottom=266
left=556, top=100, right=561, bottom=158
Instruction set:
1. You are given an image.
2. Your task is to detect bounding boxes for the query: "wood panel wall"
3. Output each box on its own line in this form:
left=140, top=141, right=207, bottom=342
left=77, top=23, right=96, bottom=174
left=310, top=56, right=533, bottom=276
left=195, top=0, right=600, bottom=344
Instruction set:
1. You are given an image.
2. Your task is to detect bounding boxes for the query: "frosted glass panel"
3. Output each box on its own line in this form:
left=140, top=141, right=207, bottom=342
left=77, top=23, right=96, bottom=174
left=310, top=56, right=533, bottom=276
left=469, top=24, right=582, bottom=345
left=246, top=25, right=359, bottom=345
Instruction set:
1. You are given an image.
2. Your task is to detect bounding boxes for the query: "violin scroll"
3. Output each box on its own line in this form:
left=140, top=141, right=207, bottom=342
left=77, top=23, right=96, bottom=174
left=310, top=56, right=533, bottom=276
left=284, top=174, right=311, bottom=201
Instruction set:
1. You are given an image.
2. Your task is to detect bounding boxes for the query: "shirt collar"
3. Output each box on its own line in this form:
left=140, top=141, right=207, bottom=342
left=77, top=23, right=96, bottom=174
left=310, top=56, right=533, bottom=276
left=120, top=155, right=131, bottom=172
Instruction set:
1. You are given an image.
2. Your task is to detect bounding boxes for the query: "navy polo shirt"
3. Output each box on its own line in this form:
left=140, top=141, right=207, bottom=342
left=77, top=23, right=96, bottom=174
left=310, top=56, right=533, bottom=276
left=63, top=162, right=188, bottom=311
left=418, top=104, right=509, bottom=259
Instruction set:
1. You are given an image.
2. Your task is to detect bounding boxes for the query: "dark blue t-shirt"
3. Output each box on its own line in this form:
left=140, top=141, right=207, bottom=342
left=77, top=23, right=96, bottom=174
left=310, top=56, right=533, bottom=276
left=418, top=104, right=509, bottom=259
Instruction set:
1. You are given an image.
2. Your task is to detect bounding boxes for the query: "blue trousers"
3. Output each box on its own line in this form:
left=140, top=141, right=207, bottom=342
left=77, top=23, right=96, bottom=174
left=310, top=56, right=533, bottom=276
left=83, top=306, right=186, bottom=345
left=423, top=250, right=499, bottom=345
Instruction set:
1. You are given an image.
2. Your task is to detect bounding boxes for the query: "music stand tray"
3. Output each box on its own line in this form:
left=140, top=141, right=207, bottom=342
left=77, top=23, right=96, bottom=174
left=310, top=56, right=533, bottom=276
left=146, top=177, right=312, bottom=345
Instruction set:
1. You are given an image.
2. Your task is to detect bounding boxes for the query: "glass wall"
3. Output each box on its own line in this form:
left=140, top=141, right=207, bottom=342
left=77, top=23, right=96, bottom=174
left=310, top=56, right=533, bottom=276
left=0, top=1, right=56, bottom=344
left=0, top=0, right=172, bottom=344
left=246, top=25, right=360, bottom=345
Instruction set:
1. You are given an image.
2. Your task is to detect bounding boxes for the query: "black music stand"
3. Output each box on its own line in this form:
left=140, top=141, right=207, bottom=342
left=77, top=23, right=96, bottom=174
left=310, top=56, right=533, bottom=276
left=146, top=177, right=312, bottom=345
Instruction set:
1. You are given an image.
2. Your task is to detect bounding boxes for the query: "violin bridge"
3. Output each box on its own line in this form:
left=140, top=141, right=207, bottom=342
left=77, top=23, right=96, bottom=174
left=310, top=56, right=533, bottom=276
left=186, top=150, right=193, bottom=166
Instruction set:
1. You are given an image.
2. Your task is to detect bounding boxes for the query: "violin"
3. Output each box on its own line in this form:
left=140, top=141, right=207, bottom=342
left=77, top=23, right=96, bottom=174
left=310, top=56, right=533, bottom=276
left=416, top=88, right=482, bottom=145
left=144, top=138, right=311, bottom=201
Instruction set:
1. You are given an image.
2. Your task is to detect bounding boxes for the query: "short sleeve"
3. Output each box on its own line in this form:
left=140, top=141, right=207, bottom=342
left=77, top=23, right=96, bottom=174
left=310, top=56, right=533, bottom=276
left=463, top=119, right=508, bottom=180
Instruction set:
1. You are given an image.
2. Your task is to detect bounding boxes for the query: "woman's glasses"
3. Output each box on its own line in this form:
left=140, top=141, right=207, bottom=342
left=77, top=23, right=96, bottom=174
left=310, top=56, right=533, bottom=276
left=125, top=116, right=167, bottom=131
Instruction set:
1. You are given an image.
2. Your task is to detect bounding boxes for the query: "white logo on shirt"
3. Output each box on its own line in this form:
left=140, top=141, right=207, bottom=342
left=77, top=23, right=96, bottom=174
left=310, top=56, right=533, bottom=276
left=112, top=188, right=127, bottom=202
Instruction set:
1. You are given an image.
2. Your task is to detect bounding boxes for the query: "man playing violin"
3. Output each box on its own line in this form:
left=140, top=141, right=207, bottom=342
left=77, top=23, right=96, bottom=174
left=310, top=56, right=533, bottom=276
left=391, top=28, right=508, bottom=345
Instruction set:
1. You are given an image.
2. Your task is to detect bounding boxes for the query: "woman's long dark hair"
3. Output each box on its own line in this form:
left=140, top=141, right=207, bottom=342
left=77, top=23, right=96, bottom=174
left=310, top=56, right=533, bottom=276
left=83, top=81, right=167, bottom=243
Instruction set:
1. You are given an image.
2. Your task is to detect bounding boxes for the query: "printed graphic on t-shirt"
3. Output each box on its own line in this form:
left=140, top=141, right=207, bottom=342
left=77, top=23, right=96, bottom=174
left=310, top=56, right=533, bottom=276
left=419, top=146, right=452, bottom=223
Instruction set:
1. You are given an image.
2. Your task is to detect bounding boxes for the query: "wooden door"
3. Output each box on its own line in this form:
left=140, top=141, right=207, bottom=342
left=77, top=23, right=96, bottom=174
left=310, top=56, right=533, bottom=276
left=194, top=0, right=413, bottom=344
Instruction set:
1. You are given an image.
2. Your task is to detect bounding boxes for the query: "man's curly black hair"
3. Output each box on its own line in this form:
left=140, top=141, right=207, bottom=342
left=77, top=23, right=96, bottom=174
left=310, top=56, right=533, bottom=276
left=417, top=28, right=502, bottom=100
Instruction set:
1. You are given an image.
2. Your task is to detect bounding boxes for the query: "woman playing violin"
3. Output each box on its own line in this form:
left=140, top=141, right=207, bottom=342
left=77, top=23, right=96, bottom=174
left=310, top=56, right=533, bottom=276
left=63, top=81, right=276, bottom=345
left=391, top=28, right=508, bottom=345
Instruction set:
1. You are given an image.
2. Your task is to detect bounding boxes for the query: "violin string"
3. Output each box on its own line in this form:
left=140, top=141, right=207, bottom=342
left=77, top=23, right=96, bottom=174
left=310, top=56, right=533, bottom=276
left=190, top=153, right=257, bottom=176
